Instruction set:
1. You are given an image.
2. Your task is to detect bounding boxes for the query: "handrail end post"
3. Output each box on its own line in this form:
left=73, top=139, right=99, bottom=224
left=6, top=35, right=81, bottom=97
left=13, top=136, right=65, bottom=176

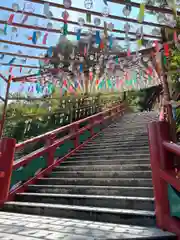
left=148, top=121, right=172, bottom=230
left=0, top=138, right=16, bottom=203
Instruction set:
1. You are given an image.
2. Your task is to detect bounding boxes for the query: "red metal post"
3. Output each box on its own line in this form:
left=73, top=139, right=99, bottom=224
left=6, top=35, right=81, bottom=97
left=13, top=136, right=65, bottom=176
left=148, top=121, right=172, bottom=229
left=0, top=138, right=16, bottom=204
left=46, top=134, right=56, bottom=166
left=90, top=118, right=94, bottom=136
left=74, top=123, right=79, bottom=148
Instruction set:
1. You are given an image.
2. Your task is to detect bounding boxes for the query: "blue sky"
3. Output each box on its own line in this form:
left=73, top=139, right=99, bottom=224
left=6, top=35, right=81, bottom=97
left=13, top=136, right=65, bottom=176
left=0, top=0, right=159, bottom=98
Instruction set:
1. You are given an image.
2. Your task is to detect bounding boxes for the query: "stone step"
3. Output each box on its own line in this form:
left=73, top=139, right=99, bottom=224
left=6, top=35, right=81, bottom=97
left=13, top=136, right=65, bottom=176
left=3, top=202, right=156, bottom=227
left=27, top=185, right=154, bottom=197
left=50, top=170, right=152, bottom=178
left=15, top=193, right=154, bottom=211
left=109, top=124, right=149, bottom=127
left=71, top=154, right=150, bottom=160
left=107, top=125, right=148, bottom=129
left=101, top=131, right=147, bottom=135
left=110, top=121, right=154, bottom=125
left=95, top=136, right=149, bottom=141
left=37, top=177, right=152, bottom=187
left=54, top=164, right=151, bottom=172
left=76, top=148, right=150, bottom=155
left=105, top=122, right=147, bottom=126
left=61, top=159, right=150, bottom=166
left=96, top=133, right=148, bottom=137
left=86, top=141, right=149, bottom=147
left=97, top=132, right=148, bottom=138
left=87, top=139, right=149, bottom=145
left=79, top=146, right=150, bottom=151
left=67, top=156, right=150, bottom=162
left=82, top=145, right=150, bottom=151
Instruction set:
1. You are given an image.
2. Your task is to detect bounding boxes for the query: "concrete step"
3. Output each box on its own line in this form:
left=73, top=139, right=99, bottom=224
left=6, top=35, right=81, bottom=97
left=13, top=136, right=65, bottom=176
left=104, top=125, right=148, bottom=129
left=100, top=132, right=147, bottom=136
left=95, top=137, right=149, bottom=142
left=15, top=193, right=154, bottom=211
left=97, top=133, right=148, bottom=137
left=95, top=133, right=148, bottom=138
left=101, top=125, right=148, bottom=129
left=83, top=144, right=150, bottom=149
left=76, top=148, right=150, bottom=154
left=61, top=159, right=150, bottom=166
left=81, top=148, right=149, bottom=153
left=3, top=202, right=156, bottom=227
left=71, top=153, right=150, bottom=160
left=87, top=141, right=149, bottom=147
left=37, top=177, right=152, bottom=187
left=54, top=164, right=151, bottom=172
left=68, top=156, right=150, bottom=162
left=50, top=170, right=152, bottom=178
left=27, top=185, right=154, bottom=197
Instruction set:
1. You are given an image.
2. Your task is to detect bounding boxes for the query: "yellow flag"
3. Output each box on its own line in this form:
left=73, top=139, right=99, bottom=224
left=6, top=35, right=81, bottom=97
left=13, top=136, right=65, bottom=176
left=138, top=3, right=145, bottom=23
left=137, top=39, right=142, bottom=47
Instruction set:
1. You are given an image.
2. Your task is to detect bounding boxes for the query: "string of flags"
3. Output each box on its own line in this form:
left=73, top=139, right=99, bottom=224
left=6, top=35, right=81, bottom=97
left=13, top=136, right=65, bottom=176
left=0, top=0, right=179, bottom=97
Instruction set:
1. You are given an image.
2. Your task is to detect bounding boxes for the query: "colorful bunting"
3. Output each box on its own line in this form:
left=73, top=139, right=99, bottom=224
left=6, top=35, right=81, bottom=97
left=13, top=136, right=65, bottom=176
left=163, top=43, right=169, bottom=57
left=32, top=31, right=37, bottom=44
left=95, top=31, right=101, bottom=45
left=63, top=23, right=68, bottom=36
left=174, top=31, right=177, bottom=42
left=43, top=33, right=48, bottom=44
left=138, top=3, right=145, bottom=23
left=154, top=40, right=159, bottom=52
left=8, top=57, right=16, bottom=65
left=109, top=35, right=113, bottom=49
left=21, top=14, right=29, bottom=24
left=47, top=47, right=53, bottom=57
left=7, top=14, right=15, bottom=25
left=0, top=54, right=4, bottom=60
left=4, top=23, right=7, bottom=35
left=76, top=29, right=81, bottom=40
left=86, top=13, right=91, bottom=23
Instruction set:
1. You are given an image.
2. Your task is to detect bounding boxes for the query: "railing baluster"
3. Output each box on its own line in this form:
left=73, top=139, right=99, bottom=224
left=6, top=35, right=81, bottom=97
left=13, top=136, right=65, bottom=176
left=46, top=134, right=56, bottom=166
left=90, top=118, right=94, bottom=136
left=74, top=123, right=79, bottom=148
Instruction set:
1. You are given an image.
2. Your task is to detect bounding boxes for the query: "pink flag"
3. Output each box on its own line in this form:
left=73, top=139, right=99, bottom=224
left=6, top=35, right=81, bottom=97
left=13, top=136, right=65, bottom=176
left=7, top=14, right=14, bottom=24
left=127, top=49, right=131, bottom=57
left=174, top=31, right=177, bottom=42
left=43, top=33, right=48, bottom=45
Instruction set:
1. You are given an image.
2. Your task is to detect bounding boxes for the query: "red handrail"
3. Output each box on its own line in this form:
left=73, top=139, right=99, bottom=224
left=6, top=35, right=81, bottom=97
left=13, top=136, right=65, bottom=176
left=15, top=105, right=118, bottom=150
left=148, top=121, right=180, bottom=236
left=0, top=103, right=125, bottom=204
left=163, top=141, right=180, bottom=157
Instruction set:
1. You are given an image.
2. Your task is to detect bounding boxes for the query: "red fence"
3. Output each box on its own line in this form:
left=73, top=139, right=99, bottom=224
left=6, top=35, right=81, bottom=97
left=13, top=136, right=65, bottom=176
left=0, top=104, right=124, bottom=205
left=148, top=121, right=180, bottom=236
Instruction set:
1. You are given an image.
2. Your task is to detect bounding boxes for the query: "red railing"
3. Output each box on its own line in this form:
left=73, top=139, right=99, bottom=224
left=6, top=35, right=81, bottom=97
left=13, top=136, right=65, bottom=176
left=0, top=103, right=124, bottom=204
left=148, top=121, right=180, bottom=236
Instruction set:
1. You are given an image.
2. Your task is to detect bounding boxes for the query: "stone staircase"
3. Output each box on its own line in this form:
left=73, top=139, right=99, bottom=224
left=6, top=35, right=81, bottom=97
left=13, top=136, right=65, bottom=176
left=2, top=112, right=176, bottom=239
